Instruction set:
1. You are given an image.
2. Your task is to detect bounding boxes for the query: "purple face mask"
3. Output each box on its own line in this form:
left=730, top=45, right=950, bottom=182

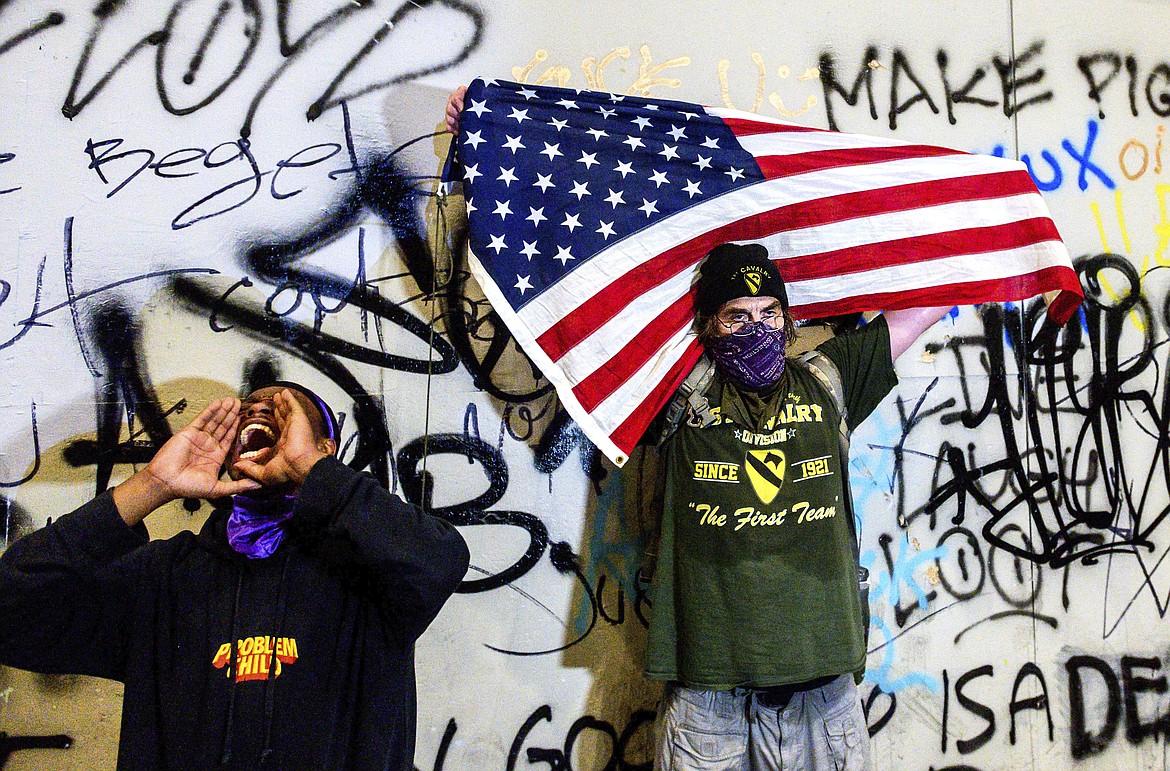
left=708, top=321, right=788, bottom=390
left=226, top=493, right=297, bottom=559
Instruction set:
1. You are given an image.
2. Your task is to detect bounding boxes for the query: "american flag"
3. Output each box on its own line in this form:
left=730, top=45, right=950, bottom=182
left=451, top=78, right=1082, bottom=467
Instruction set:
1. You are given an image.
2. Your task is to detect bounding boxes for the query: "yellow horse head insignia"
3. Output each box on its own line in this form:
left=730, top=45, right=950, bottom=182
left=745, top=449, right=786, bottom=504
left=743, top=269, right=763, bottom=295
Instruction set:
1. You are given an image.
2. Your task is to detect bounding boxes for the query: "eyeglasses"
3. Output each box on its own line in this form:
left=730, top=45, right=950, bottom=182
left=715, top=308, right=783, bottom=336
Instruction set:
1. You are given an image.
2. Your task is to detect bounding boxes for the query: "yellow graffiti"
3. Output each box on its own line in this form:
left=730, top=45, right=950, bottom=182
left=1087, top=196, right=1131, bottom=328
left=768, top=92, right=819, bottom=119
left=512, top=49, right=571, bottom=87
left=1084, top=189, right=1170, bottom=334
left=718, top=52, right=766, bottom=113
left=718, top=53, right=819, bottom=118
left=514, top=46, right=688, bottom=97
left=770, top=63, right=820, bottom=118
left=583, top=47, right=631, bottom=91
left=1115, top=189, right=1133, bottom=255
left=1154, top=184, right=1170, bottom=266
left=627, top=45, right=690, bottom=96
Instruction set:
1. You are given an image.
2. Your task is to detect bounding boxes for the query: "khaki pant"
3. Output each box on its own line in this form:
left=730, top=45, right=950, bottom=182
left=655, top=675, right=871, bottom=770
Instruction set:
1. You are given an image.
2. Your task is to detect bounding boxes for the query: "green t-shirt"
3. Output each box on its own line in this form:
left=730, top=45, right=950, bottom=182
left=644, top=317, right=897, bottom=689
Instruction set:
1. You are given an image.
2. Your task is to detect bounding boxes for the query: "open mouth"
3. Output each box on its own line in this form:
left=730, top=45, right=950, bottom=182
left=237, top=423, right=277, bottom=461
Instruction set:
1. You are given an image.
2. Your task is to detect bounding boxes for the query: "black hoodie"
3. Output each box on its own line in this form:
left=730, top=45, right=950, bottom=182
left=0, top=456, right=469, bottom=769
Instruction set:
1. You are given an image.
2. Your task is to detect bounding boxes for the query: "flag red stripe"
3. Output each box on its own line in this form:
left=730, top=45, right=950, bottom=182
left=608, top=339, right=705, bottom=453
left=573, top=293, right=697, bottom=413
left=755, top=144, right=964, bottom=179
left=789, top=266, right=1084, bottom=321
left=776, top=217, right=1063, bottom=282
left=536, top=169, right=1039, bottom=362
left=722, top=116, right=825, bottom=136
left=571, top=265, right=1080, bottom=416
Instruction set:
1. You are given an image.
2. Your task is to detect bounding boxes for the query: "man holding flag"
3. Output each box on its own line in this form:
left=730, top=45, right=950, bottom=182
left=444, top=78, right=1080, bottom=769
left=635, top=242, right=946, bottom=770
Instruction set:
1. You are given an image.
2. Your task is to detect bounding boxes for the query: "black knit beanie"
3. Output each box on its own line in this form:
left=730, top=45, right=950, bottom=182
left=694, top=243, right=788, bottom=317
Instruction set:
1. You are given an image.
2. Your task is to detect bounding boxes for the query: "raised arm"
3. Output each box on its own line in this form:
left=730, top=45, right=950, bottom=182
left=233, top=391, right=469, bottom=643
left=0, top=399, right=261, bottom=677
left=884, top=306, right=953, bottom=362
left=112, top=398, right=260, bottom=525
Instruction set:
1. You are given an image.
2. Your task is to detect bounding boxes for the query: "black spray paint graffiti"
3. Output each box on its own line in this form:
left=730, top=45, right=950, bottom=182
left=62, top=299, right=188, bottom=496
left=815, top=41, right=1170, bottom=132
left=412, top=707, right=654, bottom=771
left=36, top=0, right=485, bottom=137
left=922, top=650, right=1170, bottom=761
left=0, top=4, right=64, bottom=60
left=79, top=78, right=409, bottom=232
left=818, top=40, right=1053, bottom=131
left=1065, top=653, right=1170, bottom=759
left=1077, top=52, right=1170, bottom=120
left=0, top=732, right=72, bottom=768
left=880, top=255, right=1170, bottom=577
left=504, top=705, right=654, bottom=771
left=42, top=117, right=607, bottom=627
left=0, top=101, right=609, bottom=645
left=938, top=663, right=1054, bottom=756
left=0, top=151, right=17, bottom=196
left=0, top=215, right=217, bottom=496
left=862, top=651, right=1170, bottom=762
left=82, top=131, right=345, bottom=231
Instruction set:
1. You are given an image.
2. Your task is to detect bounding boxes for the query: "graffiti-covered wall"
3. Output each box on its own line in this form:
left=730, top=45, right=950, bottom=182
left=0, top=1, right=1165, bottom=768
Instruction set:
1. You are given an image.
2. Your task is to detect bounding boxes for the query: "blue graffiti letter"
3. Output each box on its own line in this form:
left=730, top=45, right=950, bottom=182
left=1062, top=119, right=1116, bottom=191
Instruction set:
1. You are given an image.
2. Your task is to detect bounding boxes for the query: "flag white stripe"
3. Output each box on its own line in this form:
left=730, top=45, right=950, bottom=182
left=738, top=131, right=926, bottom=157
left=517, top=153, right=1033, bottom=337
left=758, top=192, right=1052, bottom=260
left=465, top=247, right=630, bottom=464
left=589, top=324, right=696, bottom=433
left=789, top=242, right=1072, bottom=305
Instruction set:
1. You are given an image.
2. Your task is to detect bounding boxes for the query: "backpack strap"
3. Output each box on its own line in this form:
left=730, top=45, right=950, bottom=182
left=656, top=355, right=718, bottom=446
left=797, top=350, right=847, bottom=450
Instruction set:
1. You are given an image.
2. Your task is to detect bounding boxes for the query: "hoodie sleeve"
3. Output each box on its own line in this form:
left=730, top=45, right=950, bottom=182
left=0, top=491, right=149, bottom=679
left=292, top=456, right=470, bottom=643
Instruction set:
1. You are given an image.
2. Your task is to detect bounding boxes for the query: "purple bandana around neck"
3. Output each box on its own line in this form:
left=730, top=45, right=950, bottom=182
left=226, top=493, right=298, bottom=559
left=707, top=321, right=788, bottom=391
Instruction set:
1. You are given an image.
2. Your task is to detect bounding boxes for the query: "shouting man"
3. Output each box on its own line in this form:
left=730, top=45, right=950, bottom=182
left=0, top=383, right=468, bottom=769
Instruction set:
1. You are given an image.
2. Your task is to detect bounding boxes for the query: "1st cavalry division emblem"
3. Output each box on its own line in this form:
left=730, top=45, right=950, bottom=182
left=744, top=449, right=786, bottom=504
left=743, top=269, right=763, bottom=295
